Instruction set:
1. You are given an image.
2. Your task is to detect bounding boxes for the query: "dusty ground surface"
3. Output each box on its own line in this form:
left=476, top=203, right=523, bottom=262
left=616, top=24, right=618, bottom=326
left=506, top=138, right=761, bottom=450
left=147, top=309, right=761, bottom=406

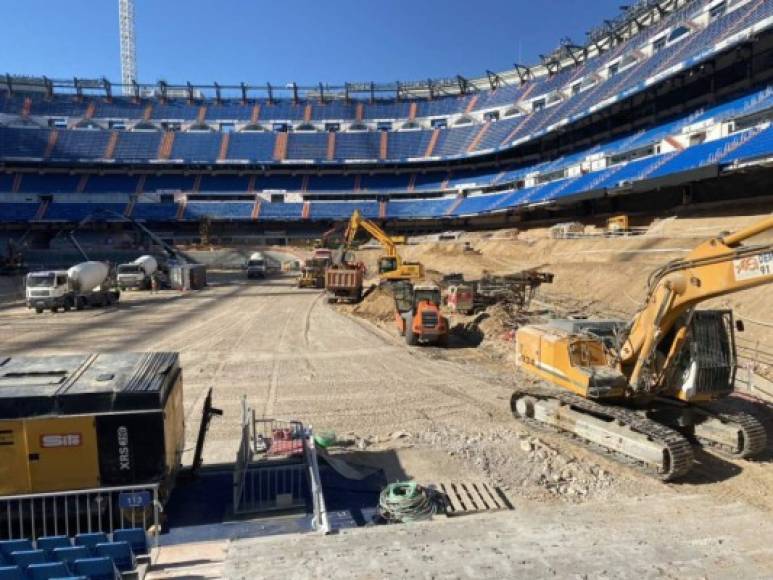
left=3, top=209, right=773, bottom=578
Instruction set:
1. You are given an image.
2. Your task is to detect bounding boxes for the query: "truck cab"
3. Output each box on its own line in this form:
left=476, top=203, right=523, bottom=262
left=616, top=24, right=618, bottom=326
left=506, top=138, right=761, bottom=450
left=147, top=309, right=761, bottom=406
left=117, top=263, right=147, bottom=289
left=25, top=271, right=71, bottom=313
left=246, top=257, right=266, bottom=279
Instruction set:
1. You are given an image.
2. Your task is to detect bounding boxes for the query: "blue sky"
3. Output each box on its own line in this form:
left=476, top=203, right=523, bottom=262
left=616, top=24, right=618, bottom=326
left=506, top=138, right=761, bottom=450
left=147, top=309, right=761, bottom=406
left=0, top=0, right=624, bottom=86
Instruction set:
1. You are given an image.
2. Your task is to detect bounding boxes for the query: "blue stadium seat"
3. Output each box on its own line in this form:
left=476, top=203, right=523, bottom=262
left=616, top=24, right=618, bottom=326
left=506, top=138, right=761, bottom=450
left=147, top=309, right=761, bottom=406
left=36, top=537, right=71, bottom=557
left=9, top=550, right=47, bottom=568
left=26, top=562, right=70, bottom=580
left=0, top=542, right=34, bottom=560
left=0, top=566, right=23, bottom=580
left=52, top=546, right=90, bottom=569
left=111, top=529, right=148, bottom=557
left=95, top=542, right=135, bottom=572
left=73, top=533, right=109, bottom=556
left=72, top=557, right=120, bottom=580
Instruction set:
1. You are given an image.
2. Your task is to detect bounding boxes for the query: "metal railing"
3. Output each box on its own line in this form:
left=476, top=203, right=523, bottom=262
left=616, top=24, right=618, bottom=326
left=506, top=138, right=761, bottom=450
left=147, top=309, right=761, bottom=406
left=0, top=483, right=160, bottom=558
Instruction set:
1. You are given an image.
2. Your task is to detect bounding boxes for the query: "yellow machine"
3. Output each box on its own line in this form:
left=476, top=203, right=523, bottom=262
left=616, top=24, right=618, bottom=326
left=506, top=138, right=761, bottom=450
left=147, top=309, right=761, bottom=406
left=606, top=214, right=630, bottom=233
left=345, top=210, right=423, bottom=282
left=513, top=216, right=773, bottom=480
left=298, top=257, right=329, bottom=288
left=0, top=352, right=184, bottom=496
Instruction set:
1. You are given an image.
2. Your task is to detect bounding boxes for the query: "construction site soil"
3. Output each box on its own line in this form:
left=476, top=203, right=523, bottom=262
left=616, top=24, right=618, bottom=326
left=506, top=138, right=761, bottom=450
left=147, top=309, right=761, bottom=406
left=1, top=210, right=772, bottom=578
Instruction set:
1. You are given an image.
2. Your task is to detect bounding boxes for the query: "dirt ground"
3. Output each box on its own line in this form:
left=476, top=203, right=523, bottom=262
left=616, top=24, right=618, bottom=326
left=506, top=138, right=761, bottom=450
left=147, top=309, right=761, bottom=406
left=3, top=209, right=773, bottom=578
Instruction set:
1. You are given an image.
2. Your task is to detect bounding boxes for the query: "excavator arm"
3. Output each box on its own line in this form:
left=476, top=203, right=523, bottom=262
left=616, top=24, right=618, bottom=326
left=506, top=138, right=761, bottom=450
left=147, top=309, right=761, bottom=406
left=345, top=210, right=398, bottom=258
left=621, top=216, right=773, bottom=392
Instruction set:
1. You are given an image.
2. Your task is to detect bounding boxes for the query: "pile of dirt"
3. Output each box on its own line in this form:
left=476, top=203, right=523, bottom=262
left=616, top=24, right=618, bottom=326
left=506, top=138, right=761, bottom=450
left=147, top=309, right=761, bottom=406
left=415, top=424, right=617, bottom=502
left=351, top=286, right=394, bottom=323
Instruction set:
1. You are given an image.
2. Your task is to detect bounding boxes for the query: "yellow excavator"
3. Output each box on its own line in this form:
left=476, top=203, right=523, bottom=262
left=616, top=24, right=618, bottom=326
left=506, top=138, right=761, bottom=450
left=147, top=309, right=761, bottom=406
left=513, top=215, right=773, bottom=480
left=345, top=210, right=424, bottom=282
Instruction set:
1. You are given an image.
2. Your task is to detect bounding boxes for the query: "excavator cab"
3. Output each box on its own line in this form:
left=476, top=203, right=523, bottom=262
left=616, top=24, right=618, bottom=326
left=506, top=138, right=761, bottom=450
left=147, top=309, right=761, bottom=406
left=378, top=256, right=398, bottom=274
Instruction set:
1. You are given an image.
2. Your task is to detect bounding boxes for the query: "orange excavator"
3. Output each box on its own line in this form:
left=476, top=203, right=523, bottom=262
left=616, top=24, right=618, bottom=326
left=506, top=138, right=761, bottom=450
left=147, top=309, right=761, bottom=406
left=512, top=216, right=773, bottom=480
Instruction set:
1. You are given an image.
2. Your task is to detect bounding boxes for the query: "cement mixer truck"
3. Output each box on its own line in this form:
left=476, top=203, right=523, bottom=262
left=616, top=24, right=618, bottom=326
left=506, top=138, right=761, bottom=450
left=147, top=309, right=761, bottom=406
left=117, top=255, right=159, bottom=290
left=26, top=261, right=120, bottom=313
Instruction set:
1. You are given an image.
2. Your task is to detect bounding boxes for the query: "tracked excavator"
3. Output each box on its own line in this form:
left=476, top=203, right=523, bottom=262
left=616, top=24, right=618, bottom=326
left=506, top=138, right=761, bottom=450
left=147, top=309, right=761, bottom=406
left=512, top=216, right=773, bottom=480
left=345, top=210, right=423, bottom=282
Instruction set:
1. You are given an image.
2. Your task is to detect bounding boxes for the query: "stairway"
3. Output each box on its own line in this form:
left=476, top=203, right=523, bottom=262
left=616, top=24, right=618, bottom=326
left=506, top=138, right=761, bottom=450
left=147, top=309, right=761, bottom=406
left=407, top=174, right=416, bottom=192
left=273, top=132, right=288, bottom=161
left=85, top=101, right=96, bottom=120
left=464, top=95, right=479, bottom=114
left=124, top=197, right=136, bottom=218
left=425, top=129, right=440, bottom=157
left=379, top=131, right=388, bottom=160
left=302, top=201, right=311, bottom=219
left=11, top=173, right=21, bottom=193
left=326, top=131, right=336, bottom=160
left=408, top=102, right=417, bottom=120
left=467, top=122, right=491, bottom=153
left=192, top=175, right=202, bottom=192
left=176, top=197, right=187, bottom=220
left=353, top=175, right=362, bottom=192
left=301, top=175, right=309, bottom=192
left=44, top=130, right=59, bottom=159
left=355, top=103, right=364, bottom=121
left=251, top=198, right=262, bottom=220
left=218, top=133, right=230, bottom=161
left=197, top=105, right=207, bottom=124
left=379, top=200, right=387, bottom=219
left=104, top=132, right=119, bottom=160
left=500, top=84, right=536, bottom=145
left=251, top=104, right=261, bottom=123
left=304, top=104, right=312, bottom=122
left=135, top=175, right=146, bottom=194
left=143, top=104, right=153, bottom=121
left=664, top=136, right=684, bottom=151
left=445, top=195, right=465, bottom=216
left=76, top=175, right=89, bottom=193
left=247, top=175, right=257, bottom=192
left=158, top=132, right=175, bottom=160
left=33, top=198, right=49, bottom=221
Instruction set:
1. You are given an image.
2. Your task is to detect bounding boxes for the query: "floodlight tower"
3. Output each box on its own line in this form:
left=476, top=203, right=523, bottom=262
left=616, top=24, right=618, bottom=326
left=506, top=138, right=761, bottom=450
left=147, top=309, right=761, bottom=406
left=118, top=0, right=137, bottom=94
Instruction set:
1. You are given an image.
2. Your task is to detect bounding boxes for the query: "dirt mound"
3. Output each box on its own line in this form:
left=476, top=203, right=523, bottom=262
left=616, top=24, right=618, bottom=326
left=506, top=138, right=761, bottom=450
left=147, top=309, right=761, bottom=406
left=351, top=286, right=394, bottom=323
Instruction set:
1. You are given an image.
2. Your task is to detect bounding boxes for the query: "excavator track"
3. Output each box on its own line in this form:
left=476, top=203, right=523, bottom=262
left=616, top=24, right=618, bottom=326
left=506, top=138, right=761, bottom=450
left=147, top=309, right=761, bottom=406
left=511, top=385, right=694, bottom=481
left=692, top=407, right=767, bottom=459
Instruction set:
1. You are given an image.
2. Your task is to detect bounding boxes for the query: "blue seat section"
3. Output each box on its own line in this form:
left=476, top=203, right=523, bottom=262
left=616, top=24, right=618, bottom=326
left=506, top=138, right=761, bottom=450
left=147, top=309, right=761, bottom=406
left=36, top=537, right=71, bottom=557
left=170, top=132, right=221, bottom=162
left=95, top=543, right=135, bottom=573
left=19, top=174, right=80, bottom=193
left=473, top=84, right=525, bottom=111
left=204, top=102, right=253, bottom=121
left=28, top=95, right=88, bottom=118
left=387, top=131, right=432, bottom=160
left=226, top=132, right=276, bottom=162
left=84, top=174, right=138, bottom=193
left=143, top=175, right=195, bottom=192
left=649, top=135, right=735, bottom=177
left=199, top=175, right=250, bottom=192
left=112, top=131, right=161, bottom=162
left=0, top=203, right=39, bottom=221
left=132, top=203, right=179, bottom=220
left=433, top=125, right=478, bottom=158
left=386, top=198, right=454, bottom=218
left=50, top=130, right=110, bottom=160
left=0, top=127, right=50, bottom=158
left=307, top=175, right=355, bottom=191
left=310, top=101, right=357, bottom=121
left=72, top=557, right=120, bottom=580
left=723, top=126, right=773, bottom=163
left=414, top=172, right=448, bottom=191
left=258, top=203, right=303, bottom=220
left=334, top=133, right=382, bottom=160
left=447, top=169, right=496, bottom=188
left=359, top=174, right=410, bottom=191
left=27, top=562, right=70, bottom=580
left=0, top=566, right=23, bottom=580
left=52, top=546, right=89, bottom=569
left=45, top=203, right=126, bottom=221
left=286, top=133, right=327, bottom=160
left=475, top=117, right=520, bottom=151
left=363, top=101, right=412, bottom=120
left=150, top=102, right=199, bottom=120
left=0, top=173, right=13, bottom=192
left=185, top=202, right=252, bottom=219
left=310, top=202, right=378, bottom=219
left=93, top=99, right=148, bottom=120
left=111, top=529, right=148, bottom=557
left=252, top=175, right=302, bottom=191
left=452, top=192, right=509, bottom=215
left=259, top=101, right=306, bottom=121
left=9, top=550, right=47, bottom=568
left=73, top=534, right=109, bottom=557
left=415, top=95, right=472, bottom=118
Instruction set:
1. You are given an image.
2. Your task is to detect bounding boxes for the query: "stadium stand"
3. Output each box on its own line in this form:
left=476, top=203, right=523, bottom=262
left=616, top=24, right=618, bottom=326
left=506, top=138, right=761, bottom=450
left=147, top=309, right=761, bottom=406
left=2, top=0, right=773, bottom=227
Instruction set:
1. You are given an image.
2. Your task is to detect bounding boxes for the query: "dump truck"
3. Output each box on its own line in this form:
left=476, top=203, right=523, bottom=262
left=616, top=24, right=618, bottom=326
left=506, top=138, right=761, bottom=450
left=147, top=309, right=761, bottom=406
left=117, top=255, right=158, bottom=290
left=246, top=252, right=267, bottom=279
left=393, top=281, right=449, bottom=346
left=325, top=262, right=365, bottom=303
left=25, top=261, right=120, bottom=313
left=512, top=216, right=773, bottom=480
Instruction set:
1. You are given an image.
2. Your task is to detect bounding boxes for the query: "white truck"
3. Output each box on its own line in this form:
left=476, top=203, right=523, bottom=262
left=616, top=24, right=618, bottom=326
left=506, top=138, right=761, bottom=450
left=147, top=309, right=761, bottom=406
left=26, top=261, right=120, bottom=313
left=246, top=252, right=267, bottom=279
left=117, top=255, right=159, bottom=290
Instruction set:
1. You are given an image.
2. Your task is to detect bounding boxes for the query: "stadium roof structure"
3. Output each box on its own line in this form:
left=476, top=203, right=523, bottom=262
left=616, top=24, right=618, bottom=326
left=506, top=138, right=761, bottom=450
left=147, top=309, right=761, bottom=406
left=3, top=0, right=694, bottom=102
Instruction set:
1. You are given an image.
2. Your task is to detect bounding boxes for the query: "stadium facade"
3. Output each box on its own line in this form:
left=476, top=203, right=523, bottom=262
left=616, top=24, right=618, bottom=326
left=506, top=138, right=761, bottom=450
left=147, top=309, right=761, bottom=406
left=2, top=0, right=773, bottom=239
